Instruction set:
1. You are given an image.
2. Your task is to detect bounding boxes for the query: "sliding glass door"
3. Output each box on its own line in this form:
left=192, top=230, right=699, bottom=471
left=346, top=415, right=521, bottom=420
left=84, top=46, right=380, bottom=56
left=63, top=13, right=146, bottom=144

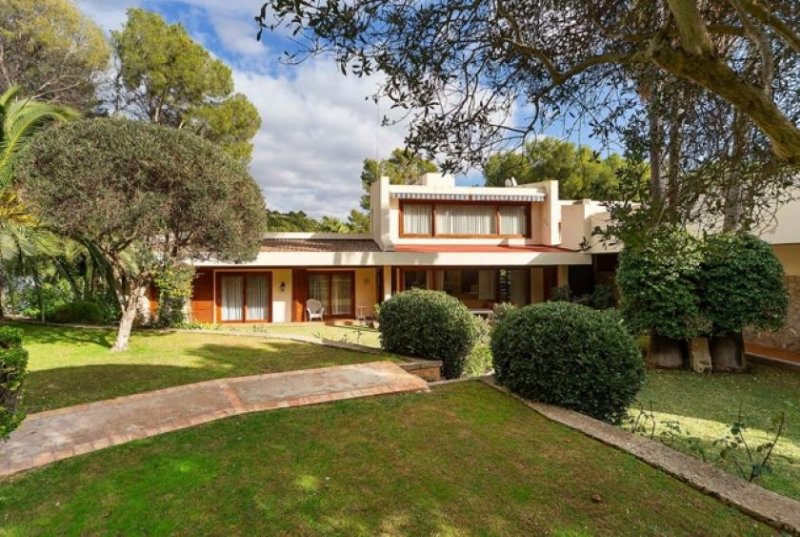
left=219, top=273, right=270, bottom=322
left=308, top=271, right=354, bottom=318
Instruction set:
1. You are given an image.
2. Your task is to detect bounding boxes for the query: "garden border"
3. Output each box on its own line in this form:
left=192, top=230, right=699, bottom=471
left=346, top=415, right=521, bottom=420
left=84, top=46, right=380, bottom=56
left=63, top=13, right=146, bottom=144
left=482, top=377, right=800, bottom=535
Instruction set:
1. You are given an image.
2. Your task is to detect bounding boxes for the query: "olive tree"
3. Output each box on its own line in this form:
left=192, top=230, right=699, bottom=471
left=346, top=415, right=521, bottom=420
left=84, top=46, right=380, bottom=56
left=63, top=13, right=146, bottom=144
left=700, top=233, right=787, bottom=371
left=16, top=119, right=265, bottom=351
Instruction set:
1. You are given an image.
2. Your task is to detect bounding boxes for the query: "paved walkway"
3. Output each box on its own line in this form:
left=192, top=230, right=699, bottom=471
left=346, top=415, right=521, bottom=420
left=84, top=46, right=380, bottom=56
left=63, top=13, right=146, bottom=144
left=0, top=361, right=428, bottom=477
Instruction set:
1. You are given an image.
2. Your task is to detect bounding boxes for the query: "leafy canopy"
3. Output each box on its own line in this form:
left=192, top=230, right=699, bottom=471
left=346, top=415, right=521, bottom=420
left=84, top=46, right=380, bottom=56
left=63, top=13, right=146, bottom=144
left=360, top=148, right=437, bottom=209
left=0, top=0, right=109, bottom=111
left=16, top=118, right=265, bottom=266
left=700, top=233, right=787, bottom=335
left=483, top=137, right=635, bottom=199
left=617, top=228, right=708, bottom=340
left=112, top=9, right=261, bottom=162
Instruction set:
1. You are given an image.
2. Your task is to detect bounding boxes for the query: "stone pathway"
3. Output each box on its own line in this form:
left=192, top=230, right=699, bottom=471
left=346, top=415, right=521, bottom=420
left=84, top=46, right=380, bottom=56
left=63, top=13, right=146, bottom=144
left=0, top=361, right=428, bottom=477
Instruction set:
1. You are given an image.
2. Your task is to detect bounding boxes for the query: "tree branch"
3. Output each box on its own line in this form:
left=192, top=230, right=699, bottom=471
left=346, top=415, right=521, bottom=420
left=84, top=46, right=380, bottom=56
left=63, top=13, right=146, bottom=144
left=665, top=0, right=716, bottom=56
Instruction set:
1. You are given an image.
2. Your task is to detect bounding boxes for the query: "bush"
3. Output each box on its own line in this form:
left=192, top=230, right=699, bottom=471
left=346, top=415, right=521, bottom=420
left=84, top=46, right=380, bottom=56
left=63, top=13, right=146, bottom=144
left=50, top=300, right=108, bottom=325
left=491, top=302, right=518, bottom=324
left=463, top=316, right=493, bottom=377
left=0, top=326, right=28, bottom=439
left=700, top=233, right=787, bottom=335
left=617, top=229, right=708, bottom=339
left=491, top=302, right=644, bottom=423
left=378, top=289, right=478, bottom=379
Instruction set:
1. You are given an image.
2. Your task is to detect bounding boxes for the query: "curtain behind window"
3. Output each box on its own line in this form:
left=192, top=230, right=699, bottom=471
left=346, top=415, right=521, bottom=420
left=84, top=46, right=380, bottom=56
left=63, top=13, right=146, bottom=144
left=403, top=204, right=432, bottom=234
left=436, top=205, right=496, bottom=235
left=246, top=276, right=268, bottom=321
left=499, top=206, right=527, bottom=235
left=221, top=276, right=243, bottom=321
left=331, top=273, right=353, bottom=315
left=309, top=274, right=330, bottom=312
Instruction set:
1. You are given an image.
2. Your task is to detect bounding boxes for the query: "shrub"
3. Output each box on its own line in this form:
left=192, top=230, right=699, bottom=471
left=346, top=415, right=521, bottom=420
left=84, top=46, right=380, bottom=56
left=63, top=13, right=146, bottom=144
left=491, top=302, right=517, bottom=324
left=378, top=289, right=478, bottom=379
left=463, top=316, right=493, bottom=377
left=491, top=302, right=644, bottom=423
left=50, top=300, right=107, bottom=325
left=617, top=229, right=708, bottom=339
left=700, top=233, right=787, bottom=335
left=0, top=326, right=28, bottom=439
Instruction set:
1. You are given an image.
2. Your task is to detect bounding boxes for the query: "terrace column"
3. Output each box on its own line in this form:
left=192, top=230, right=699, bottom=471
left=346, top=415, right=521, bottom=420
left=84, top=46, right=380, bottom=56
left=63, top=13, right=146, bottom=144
left=382, top=265, right=393, bottom=301
left=557, top=265, right=569, bottom=289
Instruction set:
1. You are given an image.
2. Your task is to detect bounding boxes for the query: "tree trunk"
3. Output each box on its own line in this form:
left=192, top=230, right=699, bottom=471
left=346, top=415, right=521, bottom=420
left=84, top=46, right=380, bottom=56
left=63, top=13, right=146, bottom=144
left=111, top=285, right=146, bottom=352
left=709, top=332, right=747, bottom=372
left=646, top=331, right=685, bottom=369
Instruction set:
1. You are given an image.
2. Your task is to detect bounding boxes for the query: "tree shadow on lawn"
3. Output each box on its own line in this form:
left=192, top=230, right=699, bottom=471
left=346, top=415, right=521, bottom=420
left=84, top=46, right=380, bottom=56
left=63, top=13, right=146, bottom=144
left=11, top=322, right=115, bottom=348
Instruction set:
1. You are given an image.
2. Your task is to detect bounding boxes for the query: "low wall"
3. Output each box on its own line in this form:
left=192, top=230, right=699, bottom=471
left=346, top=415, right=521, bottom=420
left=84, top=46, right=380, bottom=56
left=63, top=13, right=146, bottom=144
left=745, top=275, right=800, bottom=352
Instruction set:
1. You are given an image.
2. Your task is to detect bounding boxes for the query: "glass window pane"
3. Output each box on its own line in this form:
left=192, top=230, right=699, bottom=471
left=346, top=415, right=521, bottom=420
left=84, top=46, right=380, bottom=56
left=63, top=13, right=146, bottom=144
left=246, top=276, right=268, bottom=321
left=499, top=206, right=527, bottom=235
left=435, top=205, right=496, bottom=235
left=309, top=273, right=330, bottom=312
left=221, top=276, right=243, bottom=321
left=331, top=273, right=353, bottom=316
left=403, top=204, right=432, bottom=235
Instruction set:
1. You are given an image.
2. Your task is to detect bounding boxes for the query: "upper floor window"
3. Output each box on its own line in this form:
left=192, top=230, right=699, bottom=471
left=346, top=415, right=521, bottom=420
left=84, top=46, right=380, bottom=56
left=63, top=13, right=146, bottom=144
left=400, top=202, right=529, bottom=238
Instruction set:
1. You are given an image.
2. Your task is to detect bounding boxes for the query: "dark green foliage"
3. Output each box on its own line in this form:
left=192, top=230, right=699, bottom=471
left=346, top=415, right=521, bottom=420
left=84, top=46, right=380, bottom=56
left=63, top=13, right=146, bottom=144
left=153, top=264, right=195, bottom=328
left=50, top=300, right=107, bottom=325
left=617, top=230, right=708, bottom=339
left=549, top=286, right=573, bottom=302
left=491, top=302, right=644, bottom=423
left=491, top=302, right=517, bottom=324
left=700, top=233, right=787, bottom=335
left=16, top=118, right=265, bottom=264
left=378, top=289, right=478, bottom=379
left=0, top=325, right=27, bottom=439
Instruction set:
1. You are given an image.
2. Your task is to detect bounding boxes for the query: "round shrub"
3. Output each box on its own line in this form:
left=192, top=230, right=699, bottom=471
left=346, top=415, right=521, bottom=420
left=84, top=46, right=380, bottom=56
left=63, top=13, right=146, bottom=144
left=700, top=233, right=787, bottom=335
left=0, top=326, right=28, bottom=440
left=491, top=302, right=644, bottom=423
left=378, top=289, right=478, bottom=379
left=50, top=300, right=107, bottom=325
left=617, top=229, right=708, bottom=339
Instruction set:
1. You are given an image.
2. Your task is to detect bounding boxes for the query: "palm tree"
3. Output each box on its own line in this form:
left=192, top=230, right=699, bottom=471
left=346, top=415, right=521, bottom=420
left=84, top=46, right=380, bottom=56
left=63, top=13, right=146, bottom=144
left=0, top=87, right=79, bottom=316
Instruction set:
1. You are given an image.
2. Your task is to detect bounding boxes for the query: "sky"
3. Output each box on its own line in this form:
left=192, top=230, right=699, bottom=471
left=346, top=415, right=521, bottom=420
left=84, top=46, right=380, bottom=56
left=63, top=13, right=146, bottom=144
left=74, top=0, right=599, bottom=218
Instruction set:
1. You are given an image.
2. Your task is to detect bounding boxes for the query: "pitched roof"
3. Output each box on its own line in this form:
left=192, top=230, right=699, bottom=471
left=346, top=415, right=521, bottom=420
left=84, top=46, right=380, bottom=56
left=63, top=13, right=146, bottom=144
left=392, top=244, right=577, bottom=253
left=260, top=238, right=381, bottom=253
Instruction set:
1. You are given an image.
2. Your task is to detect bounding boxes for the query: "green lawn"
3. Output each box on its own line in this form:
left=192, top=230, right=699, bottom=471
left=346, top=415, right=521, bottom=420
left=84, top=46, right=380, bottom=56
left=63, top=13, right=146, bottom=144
left=0, top=382, right=772, bottom=536
left=634, top=363, right=800, bottom=501
left=12, top=322, right=398, bottom=412
left=192, top=322, right=383, bottom=348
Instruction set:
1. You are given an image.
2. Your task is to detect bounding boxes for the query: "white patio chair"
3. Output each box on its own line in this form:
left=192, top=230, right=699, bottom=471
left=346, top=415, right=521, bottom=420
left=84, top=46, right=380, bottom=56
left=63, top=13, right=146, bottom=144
left=306, top=299, right=325, bottom=321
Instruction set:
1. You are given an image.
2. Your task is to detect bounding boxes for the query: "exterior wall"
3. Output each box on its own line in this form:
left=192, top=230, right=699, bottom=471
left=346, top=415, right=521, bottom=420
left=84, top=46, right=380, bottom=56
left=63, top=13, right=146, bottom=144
left=272, top=269, right=292, bottom=323
left=370, top=176, right=564, bottom=248
left=745, top=244, right=800, bottom=351
left=354, top=268, right=378, bottom=317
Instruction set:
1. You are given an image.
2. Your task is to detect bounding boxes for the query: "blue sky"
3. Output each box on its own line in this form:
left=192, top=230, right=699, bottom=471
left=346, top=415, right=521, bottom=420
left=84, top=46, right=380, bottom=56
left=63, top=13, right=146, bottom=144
left=75, top=0, right=602, bottom=217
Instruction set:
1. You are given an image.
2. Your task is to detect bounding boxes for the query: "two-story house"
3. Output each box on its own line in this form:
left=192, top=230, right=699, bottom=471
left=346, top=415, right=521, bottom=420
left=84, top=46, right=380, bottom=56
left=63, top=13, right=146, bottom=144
left=185, top=173, right=606, bottom=324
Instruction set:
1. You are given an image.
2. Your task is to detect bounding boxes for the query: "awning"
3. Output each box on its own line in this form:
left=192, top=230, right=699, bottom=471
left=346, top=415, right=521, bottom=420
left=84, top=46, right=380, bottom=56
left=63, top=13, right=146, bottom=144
left=390, top=191, right=545, bottom=202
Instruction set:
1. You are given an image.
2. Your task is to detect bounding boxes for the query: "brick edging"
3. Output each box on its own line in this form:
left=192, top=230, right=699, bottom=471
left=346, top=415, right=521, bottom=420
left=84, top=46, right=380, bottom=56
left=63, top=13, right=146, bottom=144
left=480, top=377, right=800, bottom=535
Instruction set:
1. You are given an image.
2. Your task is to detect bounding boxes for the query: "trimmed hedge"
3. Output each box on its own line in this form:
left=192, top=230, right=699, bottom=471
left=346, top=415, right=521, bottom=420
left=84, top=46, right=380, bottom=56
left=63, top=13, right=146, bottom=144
left=0, top=326, right=28, bottom=439
left=491, top=302, right=644, bottom=423
left=378, top=289, right=478, bottom=379
left=50, top=300, right=107, bottom=325
left=701, top=233, right=787, bottom=335
left=617, top=230, right=707, bottom=339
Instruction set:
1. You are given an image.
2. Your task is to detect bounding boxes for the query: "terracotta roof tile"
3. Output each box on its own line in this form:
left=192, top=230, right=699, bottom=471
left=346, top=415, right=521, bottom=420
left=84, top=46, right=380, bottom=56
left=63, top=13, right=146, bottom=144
left=260, top=239, right=380, bottom=253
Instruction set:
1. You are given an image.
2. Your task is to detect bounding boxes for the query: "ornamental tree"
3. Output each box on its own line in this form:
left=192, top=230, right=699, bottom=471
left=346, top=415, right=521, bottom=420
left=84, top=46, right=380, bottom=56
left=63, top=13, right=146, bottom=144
left=700, top=233, right=787, bottom=370
left=16, top=119, right=265, bottom=351
left=617, top=228, right=708, bottom=367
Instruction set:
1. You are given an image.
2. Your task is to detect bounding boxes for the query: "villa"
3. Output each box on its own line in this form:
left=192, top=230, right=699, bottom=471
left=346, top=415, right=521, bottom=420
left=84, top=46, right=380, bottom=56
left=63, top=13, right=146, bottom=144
left=184, top=174, right=613, bottom=324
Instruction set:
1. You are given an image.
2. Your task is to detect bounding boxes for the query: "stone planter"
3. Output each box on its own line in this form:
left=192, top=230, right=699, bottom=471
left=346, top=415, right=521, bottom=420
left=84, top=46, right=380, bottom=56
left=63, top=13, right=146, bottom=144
left=646, top=332, right=685, bottom=369
left=710, top=332, right=746, bottom=372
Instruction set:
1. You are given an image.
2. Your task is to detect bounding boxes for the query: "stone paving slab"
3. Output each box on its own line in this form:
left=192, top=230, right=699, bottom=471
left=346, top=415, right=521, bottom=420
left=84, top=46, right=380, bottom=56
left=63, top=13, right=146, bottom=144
left=0, top=361, right=428, bottom=478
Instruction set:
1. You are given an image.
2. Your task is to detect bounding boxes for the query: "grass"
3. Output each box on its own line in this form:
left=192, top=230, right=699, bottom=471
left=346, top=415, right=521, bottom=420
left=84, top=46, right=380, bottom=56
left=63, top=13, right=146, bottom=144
left=12, top=322, right=399, bottom=412
left=0, top=382, right=773, bottom=536
left=634, top=363, right=800, bottom=501
left=188, top=322, right=383, bottom=348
